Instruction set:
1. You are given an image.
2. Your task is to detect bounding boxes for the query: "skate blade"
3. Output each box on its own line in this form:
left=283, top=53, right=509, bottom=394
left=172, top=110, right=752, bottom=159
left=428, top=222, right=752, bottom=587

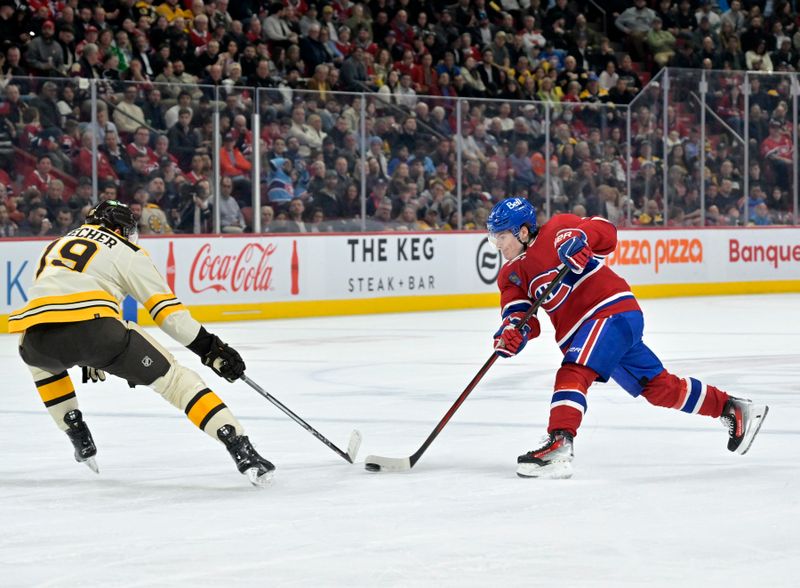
left=82, top=457, right=99, bottom=474
left=516, top=460, right=573, bottom=479
left=246, top=467, right=274, bottom=488
left=738, top=405, right=769, bottom=455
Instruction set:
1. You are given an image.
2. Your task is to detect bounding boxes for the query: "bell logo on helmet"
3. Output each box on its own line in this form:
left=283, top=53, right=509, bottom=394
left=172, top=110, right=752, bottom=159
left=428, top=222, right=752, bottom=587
left=487, top=197, right=538, bottom=243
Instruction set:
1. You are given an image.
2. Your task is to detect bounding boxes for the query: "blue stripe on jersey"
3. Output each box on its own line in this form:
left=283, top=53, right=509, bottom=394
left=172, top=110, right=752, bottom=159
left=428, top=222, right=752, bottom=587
left=681, top=378, right=702, bottom=413
left=551, top=390, right=588, bottom=411
left=502, top=302, right=532, bottom=319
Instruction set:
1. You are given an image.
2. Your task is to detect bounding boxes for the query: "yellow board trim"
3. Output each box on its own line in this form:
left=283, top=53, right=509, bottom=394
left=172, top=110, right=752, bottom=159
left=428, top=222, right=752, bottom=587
left=37, top=376, right=75, bottom=404
left=186, top=391, right=224, bottom=429
left=3, top=280, right=800, bottom=331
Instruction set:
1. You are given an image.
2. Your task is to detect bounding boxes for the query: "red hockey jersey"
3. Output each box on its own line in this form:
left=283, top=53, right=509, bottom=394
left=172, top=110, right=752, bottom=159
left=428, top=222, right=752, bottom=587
left=498, top=214, right=641, bottom=347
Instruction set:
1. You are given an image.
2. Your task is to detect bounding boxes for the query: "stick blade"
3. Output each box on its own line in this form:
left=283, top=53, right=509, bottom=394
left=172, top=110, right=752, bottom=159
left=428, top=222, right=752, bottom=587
left=347, top=430, right=362, bottom=463
left=364, top=455, right=412, bottom=473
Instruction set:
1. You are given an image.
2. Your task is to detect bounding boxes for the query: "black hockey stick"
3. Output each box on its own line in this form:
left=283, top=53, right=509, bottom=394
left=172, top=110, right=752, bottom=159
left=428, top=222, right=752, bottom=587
left=241, top=375, right=362, bottom=463
left=364, top=264, right=571, bottom=472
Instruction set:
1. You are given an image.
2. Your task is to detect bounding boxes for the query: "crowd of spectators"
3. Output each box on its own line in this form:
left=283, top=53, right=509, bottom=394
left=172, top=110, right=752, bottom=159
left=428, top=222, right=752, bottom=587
left=0, top=0, right=796, bottom=239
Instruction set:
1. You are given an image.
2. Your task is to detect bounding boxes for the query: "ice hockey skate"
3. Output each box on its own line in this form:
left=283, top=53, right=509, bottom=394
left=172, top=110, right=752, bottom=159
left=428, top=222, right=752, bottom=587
left=63, top=410, right=98, bottom=474
left=720, top=397, right=769, bottom=455
left=218, top=425, right=275, bottom=487
left=517, top=430, right=574, bottom=479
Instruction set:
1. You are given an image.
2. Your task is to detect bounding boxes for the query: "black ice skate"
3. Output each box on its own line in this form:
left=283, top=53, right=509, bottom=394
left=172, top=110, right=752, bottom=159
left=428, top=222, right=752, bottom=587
left=63, top=410, right=99, bottom=474
left=517, top=430, right=574, bottom=479
left=218, top=425, right=275, bottom=487
left=720, top=397, right=769, bottom=455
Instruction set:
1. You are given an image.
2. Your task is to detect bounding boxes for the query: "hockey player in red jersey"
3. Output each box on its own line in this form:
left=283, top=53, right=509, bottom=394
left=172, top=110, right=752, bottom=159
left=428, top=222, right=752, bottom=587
left=487, top=197, right=769, bottom=478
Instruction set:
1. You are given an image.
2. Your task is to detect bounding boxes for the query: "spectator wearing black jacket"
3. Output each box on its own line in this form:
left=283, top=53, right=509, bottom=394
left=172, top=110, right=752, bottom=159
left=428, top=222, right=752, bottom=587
left=299, top=23, right=328, bottom=76
left=167, top=108, right=201, bottom=171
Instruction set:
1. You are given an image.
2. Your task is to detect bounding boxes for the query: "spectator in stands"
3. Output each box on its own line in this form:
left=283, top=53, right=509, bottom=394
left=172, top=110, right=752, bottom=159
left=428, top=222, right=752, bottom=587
left=123, top=152, right=154, bottom=201
left=259, top=205, right=276, bottom=232
left=219, top=132, right=252, bottom=198
left=17, top=204, right=52, bottom=237
left=43, top=180, right=67, bottom=220
left=27, top=20, right=66, bottom=76
left=102, top=129, right=133, bottom=179
left=218, top=176, right=245, bottom=232
left=615, top=0, right=656, bottom=61
left=286, top=197, right=309, bottom=232
left=26, top=156, right=55, bottom=196
left=746, top=39, right=774, bottom=72
left=48, top=206, right=76, bottom=235
left=761, top=118, right=793, bottom=189
left=168, top=108, right=201, bottom=170
left=0, top=202, right=17, bottom=237
left=340, top=46, right=368, bottom=91
left=113, top=86, right=147, bottom=136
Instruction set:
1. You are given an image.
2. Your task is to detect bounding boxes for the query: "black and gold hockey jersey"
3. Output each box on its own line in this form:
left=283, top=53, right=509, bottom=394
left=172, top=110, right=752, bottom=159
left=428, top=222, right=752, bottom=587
left=9, top=224, right=200, bottom=346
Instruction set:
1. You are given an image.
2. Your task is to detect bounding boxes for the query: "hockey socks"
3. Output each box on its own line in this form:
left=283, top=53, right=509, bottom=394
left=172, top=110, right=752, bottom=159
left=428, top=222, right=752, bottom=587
left=151, top=363, right=244, bottom=439
left=33, top=368, right=79, bottom=431
left=547, top=364, right=596, bottom=437
left=641, top=370, right=729, bottom=418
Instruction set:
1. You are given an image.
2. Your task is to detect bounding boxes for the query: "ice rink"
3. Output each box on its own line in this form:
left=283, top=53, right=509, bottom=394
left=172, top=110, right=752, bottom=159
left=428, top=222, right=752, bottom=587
left=1, top=294, right=798, bottom=587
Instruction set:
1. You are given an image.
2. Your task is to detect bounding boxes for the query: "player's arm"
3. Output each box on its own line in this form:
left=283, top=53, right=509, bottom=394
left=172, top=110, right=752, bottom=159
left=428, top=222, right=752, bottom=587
left=121, top=250, right=245, bottom=382
left=493, top=264, right=541, bottom=358
left=554, top=215, right=617, bottom=273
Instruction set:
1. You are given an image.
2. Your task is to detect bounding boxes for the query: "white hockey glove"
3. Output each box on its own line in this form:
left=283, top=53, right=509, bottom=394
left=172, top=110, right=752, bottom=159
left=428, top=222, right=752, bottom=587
left=82, top=366, right=107, bottom=384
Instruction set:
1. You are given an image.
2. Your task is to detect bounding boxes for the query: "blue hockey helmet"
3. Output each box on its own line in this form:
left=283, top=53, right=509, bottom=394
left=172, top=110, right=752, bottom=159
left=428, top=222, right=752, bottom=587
left=486, top=197, right=537, bottom=247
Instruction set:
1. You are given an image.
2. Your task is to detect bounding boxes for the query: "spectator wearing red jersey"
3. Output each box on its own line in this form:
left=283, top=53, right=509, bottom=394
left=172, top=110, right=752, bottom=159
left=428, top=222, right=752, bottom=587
left=760, top=118, right=793, bottom=189
left=390, top=10, right=415, bottom=49
left=25, top=155, right=55, bottom=195
left=411, top=52, right=438, bottom=94
left=75, top=131, right=118, bottom=183
left=126, top=127, right=159, bottom=172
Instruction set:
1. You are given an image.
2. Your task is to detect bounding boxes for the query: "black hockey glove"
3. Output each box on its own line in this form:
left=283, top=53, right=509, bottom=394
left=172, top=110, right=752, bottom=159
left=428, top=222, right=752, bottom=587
left=187, top=327, right=246, bottom=382
left=82, top=366, right=106, bottom=383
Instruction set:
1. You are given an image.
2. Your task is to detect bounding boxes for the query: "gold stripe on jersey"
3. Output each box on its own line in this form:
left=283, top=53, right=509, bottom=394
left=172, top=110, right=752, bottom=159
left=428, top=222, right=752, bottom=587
left=185, top=388, right=227, bottom=431
left=36, top=371, right=77, bottom=407
left=143, top=292, right=187, bottom=326
left=8, top=291, right=121, bottom=333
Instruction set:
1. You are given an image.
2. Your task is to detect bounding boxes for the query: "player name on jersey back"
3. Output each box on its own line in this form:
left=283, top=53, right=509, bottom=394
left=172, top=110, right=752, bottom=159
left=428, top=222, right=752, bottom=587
left=65, top=226, right=123, bottom=249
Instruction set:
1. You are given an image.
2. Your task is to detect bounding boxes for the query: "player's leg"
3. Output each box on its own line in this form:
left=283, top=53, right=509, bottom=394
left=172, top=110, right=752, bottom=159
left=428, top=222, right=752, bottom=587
left=98, top=320, right=274, bottom=484
left=19, top=327, right=97, bottom=471
left=610, top=341, right=768, bottom=455
left=519, top=311, right=654, bottom=478
left=518, top=313, right=636, bottom=478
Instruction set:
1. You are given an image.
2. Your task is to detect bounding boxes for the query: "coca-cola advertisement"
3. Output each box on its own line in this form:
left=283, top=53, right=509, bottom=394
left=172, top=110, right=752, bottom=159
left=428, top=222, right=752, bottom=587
left=156, top=237, right=300, bottom=303
left=190, top=242, right=278, bottom=294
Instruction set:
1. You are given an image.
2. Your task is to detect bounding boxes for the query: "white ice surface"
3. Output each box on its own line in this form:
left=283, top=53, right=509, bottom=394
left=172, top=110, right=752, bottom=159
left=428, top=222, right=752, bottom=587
left=1, top=295, right=798, bottom=587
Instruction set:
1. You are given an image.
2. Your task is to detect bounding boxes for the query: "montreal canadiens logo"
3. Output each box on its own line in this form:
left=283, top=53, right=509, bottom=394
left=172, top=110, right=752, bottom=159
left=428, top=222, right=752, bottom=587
left=528, top=268, right=572, bottom=313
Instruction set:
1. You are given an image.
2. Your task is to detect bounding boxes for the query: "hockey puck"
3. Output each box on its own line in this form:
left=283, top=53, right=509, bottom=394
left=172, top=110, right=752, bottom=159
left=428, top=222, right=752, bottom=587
left=365, top=462, right=381, bottom=472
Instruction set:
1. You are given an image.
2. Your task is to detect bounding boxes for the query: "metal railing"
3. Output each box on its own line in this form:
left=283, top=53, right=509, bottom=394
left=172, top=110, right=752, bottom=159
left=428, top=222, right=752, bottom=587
left=0, top=69, right=797, bottom=238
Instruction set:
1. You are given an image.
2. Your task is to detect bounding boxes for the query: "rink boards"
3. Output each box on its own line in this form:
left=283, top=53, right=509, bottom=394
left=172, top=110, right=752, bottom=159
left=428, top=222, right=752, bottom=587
left=2, top=227, right=799, bottom=330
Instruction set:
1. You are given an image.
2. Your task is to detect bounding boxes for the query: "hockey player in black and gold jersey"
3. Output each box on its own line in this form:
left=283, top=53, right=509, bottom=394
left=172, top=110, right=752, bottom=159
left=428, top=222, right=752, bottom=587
left=10, top=201, right=274, bottom=487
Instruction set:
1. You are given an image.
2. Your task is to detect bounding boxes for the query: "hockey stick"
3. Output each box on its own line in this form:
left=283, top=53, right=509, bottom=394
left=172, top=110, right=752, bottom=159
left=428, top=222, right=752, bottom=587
left=241, top=375, right=362, bottom=464
left=364, top=265, right=571, bottom=472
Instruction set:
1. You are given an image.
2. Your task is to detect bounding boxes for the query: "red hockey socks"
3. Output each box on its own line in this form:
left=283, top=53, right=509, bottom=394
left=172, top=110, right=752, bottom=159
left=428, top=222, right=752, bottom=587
left=641, top=370, right=729, bottom=418
left=547, top=364, right=597, bottom=437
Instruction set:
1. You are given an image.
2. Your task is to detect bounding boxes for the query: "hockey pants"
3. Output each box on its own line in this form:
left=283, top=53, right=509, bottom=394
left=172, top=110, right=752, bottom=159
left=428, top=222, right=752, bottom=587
left=18, top=318, right=243, bottom=439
